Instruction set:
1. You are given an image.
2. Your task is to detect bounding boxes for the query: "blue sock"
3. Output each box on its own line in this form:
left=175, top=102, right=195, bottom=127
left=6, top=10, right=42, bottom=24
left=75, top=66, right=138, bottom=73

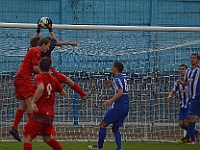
left=98, top=128, right=106, bottom=149
left=186, top=122, right=195, bottom=140
left=114, top=130, right=122, bottom=150
left=194, top=129, right=199, bottom=135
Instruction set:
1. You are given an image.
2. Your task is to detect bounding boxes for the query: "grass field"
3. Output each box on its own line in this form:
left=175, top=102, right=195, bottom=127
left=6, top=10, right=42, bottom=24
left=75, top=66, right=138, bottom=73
left=0, top=141, right=200, bottom=150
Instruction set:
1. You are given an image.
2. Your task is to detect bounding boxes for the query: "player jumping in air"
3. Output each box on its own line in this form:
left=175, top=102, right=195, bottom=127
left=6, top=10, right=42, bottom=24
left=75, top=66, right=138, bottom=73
left=23, top=57, right=66, bottom=150
left=36, top=18, right=90, bottom=100
left=9, top=38, right=50, bottom=142
left=88, top=62, right=129, bottom=150
left=177, top=53, right=200, bottom=144
left=167, top=64, right=199, bottom=142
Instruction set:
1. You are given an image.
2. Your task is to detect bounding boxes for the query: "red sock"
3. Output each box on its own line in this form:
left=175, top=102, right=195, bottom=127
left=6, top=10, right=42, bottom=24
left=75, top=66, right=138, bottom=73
left=13, top=109, right=24, bottom=130
left=71, top=83, right=86, bottom=97
left=23, top=142, right=32, bottom=150
left=47, top=138, right=63, bottom=150
left=27, top=113, right=32, bottom=119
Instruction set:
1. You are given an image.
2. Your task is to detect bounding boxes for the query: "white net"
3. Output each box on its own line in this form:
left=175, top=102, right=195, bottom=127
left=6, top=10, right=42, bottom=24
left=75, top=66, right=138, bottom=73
left=0, top=26, right=200, bottom=141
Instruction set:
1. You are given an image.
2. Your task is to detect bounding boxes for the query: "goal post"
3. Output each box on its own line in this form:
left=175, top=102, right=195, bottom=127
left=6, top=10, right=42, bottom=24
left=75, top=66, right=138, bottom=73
left=0, top=23, right=200, bottom=142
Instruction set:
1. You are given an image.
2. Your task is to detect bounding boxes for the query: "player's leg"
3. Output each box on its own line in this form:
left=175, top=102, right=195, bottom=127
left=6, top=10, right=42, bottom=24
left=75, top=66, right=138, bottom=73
left=42, top=134, right=63, bottom=150
left=23, top=119, right=43, bottom=150
left=185, top=99, right=200, bottom=144
left=88, top=121, right=108, bottom=150
left=51, top=67, right=89, bottom=99
left=10, top=99, right=27, bottom=141
left=112, top=125, right=122, bottom=150
left=41, top=124, right=64, bottom=150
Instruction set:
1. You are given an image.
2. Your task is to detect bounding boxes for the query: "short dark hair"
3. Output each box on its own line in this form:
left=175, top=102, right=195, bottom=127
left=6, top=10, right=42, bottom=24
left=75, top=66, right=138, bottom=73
left=46, top=36, right=51, bottom=40
left=37, top=38, right=50, bottom=46
left=113, top=61, right=124, bottom=73
left=179, top=64, right=188, bottom=69
left=30, top=36, right=41, bottom=47
left=191, top=53, right=200, bottom=60
left=39, top=57, right=51, bottom=72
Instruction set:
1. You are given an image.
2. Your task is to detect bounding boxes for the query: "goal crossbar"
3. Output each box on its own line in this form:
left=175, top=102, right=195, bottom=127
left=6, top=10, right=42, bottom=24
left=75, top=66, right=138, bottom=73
left=0, top=22, right=200, bottom=32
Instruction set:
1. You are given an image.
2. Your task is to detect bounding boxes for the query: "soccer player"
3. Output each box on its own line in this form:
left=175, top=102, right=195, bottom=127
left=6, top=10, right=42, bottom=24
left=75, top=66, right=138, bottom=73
left=167, top=64, right=199, bottom=139
left=23, top=57, right=66, bottom=150
left=177, top=53, right=200, bottom=144
left=88, top=62, right=129, bottom=150
left=9, top=38, right=50, bottom=142
left=36, top=19, right=89, bottom=100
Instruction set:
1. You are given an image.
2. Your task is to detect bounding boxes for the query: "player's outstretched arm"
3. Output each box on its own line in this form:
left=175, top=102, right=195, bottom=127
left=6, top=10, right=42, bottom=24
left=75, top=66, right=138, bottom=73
left=167, top=90, right=175, bottom=103
left=56, top=41, right=77, bottom=46
left=35, top=20, right=41, bottom=37
left=103, top=88, right=123, bottom=106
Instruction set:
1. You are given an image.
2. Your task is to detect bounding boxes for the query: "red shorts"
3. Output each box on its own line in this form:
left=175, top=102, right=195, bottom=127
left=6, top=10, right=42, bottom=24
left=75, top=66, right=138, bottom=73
left=14, top=77, right=35, bottom=100
left=51, top=67, right=67, bottom=83
left=23, top=118, right=56, bottom=139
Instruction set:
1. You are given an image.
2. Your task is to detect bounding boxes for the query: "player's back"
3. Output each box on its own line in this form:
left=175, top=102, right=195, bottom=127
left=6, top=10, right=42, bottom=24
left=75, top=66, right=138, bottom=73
left=17, top=47, right=41, bottom=79
left=34, top=73, right=60, bottom=117
left=112, top=74, right=129, bottom=109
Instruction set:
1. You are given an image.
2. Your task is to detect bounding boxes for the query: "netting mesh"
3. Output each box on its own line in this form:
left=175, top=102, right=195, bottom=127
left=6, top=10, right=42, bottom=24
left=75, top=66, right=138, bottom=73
left=1, top=27, right=200, bottom=141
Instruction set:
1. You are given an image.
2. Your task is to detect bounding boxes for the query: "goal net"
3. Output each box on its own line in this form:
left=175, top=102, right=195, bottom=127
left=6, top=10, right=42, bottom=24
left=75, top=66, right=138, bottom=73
left=0, top=24, right=200, bottom=142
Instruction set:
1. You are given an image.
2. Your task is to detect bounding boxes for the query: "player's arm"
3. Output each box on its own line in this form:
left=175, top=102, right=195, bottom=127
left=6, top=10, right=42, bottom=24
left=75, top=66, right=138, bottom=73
left=56, top=41, right=77, bottom=46
left=31, top=83, right=44, bottom=112
left=103, top=89, right=123, bottom=106
left=167, top=90, right=176, bottom=103
left=55, top=78, right=66, bottom=96
left=177, top=79, right=187, bottom=86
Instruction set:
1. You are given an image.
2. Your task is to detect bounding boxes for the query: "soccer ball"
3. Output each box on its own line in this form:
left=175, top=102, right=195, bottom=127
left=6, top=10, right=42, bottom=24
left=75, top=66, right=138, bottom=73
left=38, top=17, right=50, bottom=29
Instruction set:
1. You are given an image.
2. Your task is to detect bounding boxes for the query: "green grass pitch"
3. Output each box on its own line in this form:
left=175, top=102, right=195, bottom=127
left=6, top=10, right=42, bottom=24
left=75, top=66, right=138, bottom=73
left=0, top=141, right=200, bottom=150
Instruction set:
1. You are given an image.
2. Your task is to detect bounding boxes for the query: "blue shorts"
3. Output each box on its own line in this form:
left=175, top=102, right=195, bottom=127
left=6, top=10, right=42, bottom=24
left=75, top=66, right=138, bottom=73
left=179, top=107, right=189, bottom=121
left=188, top=98, right=200, bottom=115
left=102, top=108, right=129, bottom=127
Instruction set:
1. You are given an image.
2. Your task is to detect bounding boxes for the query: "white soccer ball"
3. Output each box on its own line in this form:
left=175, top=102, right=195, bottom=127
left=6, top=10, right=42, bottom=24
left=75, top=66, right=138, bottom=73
left=38, top=17, right=50, bottom=29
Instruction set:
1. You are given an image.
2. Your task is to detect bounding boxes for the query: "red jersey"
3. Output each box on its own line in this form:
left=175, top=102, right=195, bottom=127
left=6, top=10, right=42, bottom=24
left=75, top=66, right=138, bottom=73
left=17, top=47, right=41, bottom=79
left=33, top=73, right=63, bottom=117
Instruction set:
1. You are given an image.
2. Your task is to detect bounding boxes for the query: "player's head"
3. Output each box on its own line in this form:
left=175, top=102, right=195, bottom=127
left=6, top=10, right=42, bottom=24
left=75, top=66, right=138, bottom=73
left=46, top=36, right=52, bottom=40
left=30, top=36, right=41, bottom=47
left=179, top=64, right=187, bottom=76
left=37, top=38, right=51, bottom=53
left=111, top=61, right=124, bottom=75
left=39, top=57, right=51, bottom=72
left=190, top=53, right=200, bottom=66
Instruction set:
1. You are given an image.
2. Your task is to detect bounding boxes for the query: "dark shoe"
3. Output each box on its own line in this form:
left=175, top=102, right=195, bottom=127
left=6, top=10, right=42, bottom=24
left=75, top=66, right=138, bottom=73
left=9, top=128, right=21, bottom=142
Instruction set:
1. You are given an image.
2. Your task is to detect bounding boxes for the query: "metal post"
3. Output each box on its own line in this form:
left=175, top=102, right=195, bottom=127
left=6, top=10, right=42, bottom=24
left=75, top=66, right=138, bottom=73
left=73, top=77, right=79, bottom=125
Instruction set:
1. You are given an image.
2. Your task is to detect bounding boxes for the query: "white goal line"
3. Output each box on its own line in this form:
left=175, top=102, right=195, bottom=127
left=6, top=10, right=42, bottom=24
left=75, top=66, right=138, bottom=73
left=0, top=22, right=200, bottom=32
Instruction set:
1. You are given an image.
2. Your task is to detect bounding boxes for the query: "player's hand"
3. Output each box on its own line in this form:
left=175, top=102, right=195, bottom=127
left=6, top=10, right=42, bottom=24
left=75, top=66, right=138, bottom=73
left=32, top=103, right=39, bottom=112
left=103, top=100, right=112, bottom=106
left=177, top=79, right=181, bottom=84
left=167, top=96, right=172, bottom=103
left=69, top=42, right=77, bottom=46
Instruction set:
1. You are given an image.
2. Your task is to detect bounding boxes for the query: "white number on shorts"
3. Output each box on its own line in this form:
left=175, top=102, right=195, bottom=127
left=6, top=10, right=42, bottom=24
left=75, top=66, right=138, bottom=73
left=46, top=83, right=52, bottom=98
left=124, top=79, right=128, bottom=92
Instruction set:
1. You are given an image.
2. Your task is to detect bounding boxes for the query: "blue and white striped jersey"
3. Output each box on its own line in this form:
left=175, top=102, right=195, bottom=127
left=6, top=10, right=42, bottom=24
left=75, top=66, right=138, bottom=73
left=112, top=74, right=129, bottom=109
left=173, top=78, right=189, bottom=108
left=184, top=66, right=200, bottom=99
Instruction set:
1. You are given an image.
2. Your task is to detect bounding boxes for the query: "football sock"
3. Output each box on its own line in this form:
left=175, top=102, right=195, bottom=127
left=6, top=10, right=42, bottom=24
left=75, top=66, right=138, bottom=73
left=114, top=130, right=122, bottom=150
left=194, top=129, right=199, bottom=135
left=71, top=83, right=86, bottom=97
left=98, top=128, right=107, bottom=149
left=27, top=113, right=32, bottom=119
left=47, top=138, right=64, bottom=150
left=13, top=109, right=24, bottom=130
left=23, top=142, right=32, bottom=150
left=186, top=122, right=195, bottom=140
